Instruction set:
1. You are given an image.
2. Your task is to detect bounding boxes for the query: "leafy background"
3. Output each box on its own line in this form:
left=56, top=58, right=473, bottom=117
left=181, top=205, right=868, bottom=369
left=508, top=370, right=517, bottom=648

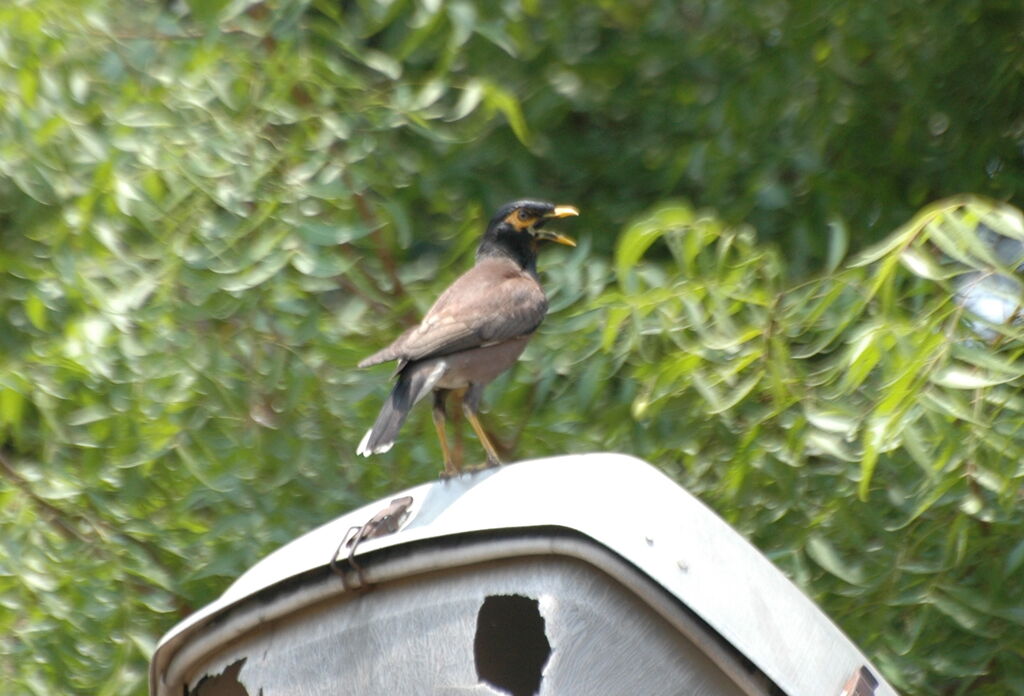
left=1, top=0, right=1023, bottom=693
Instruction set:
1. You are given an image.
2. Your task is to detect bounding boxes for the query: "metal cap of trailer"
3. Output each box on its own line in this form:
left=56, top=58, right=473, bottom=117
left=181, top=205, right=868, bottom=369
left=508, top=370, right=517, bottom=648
left=150, top=453, right=897, bottom=696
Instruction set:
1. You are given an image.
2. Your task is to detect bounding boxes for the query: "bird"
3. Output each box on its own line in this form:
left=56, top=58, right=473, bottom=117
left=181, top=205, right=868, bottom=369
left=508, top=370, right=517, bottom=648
left=356, top=199, right=579, bottom=476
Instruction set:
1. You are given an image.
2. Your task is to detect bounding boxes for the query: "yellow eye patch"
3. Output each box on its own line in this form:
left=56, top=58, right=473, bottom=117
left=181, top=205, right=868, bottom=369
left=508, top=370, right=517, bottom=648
left=503, top=210, right=537, bottom=231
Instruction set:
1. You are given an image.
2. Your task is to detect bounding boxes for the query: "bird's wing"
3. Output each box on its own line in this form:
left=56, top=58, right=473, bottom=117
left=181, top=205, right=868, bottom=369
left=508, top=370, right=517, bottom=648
left=358, top=325, right=417, bottom=368
left=361, top=259, right=548, bottom=367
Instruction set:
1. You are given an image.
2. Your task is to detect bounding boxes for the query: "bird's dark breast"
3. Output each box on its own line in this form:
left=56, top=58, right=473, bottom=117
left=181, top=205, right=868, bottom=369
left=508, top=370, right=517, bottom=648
left=434, top=336, right=532, bottom=390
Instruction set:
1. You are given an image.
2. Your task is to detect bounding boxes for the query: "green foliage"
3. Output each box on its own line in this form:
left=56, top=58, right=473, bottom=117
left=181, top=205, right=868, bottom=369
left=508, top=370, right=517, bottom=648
left=587, top=197, right=1024, bottom=693
left=0, top=0, right=1022, bottom=694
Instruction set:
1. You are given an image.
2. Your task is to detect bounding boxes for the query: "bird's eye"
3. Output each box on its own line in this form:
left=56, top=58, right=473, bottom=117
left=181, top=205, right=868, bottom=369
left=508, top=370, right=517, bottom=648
left=518, top=210, right=530, bottom=221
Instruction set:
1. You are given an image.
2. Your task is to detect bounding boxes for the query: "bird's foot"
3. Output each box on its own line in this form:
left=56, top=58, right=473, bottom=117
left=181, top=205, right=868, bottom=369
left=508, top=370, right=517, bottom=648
left=438, top=465, right=462, bottom=480
left=461, top=457, right=502, bottom=474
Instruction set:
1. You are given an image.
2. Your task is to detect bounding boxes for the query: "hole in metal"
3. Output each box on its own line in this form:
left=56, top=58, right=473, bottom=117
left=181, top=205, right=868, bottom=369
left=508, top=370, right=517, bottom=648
left=187, top=657, right=249, bottom=696
left=474, top=594, right=551, bottom=696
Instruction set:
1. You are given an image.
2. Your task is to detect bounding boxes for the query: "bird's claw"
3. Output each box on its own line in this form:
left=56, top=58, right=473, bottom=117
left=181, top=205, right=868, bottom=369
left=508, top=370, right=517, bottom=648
left=439, top=462, right=463, bottom=479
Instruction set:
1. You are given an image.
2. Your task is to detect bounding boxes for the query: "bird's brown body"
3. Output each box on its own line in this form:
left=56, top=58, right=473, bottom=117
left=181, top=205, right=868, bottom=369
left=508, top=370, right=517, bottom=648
left=358, top=257, right=548, bottom=372
left=357, top=200, right=578, bottom=476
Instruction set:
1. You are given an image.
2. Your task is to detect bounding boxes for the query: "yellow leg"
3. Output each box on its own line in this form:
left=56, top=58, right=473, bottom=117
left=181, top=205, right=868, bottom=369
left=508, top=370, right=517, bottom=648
left=432, top=394, right=459, bottom=478
left=450, top=389, right=466, bottom=472
left=463, top=403, right=502, bottom=468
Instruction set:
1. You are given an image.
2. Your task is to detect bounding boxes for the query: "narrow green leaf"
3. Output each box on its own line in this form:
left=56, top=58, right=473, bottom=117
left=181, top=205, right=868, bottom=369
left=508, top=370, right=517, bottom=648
left=362, top=49, right=402, bottom=79
left=484, top=84, right=530, bottom=145
left=19, top=68, right=37, bottom=108
left=919, top=388, right=982, bottom=424
left=900, top=475, right=961, bottom=527
left=804, top=407, right=859, bottom=435
left=858, top=420, right=882, bottom=500
left=849, top=222, right=916, bottom=267
left=1005, top=538, right=1024, bottom=578
left=690, top=370, right=724, bottom=412
left=931, top=364, right=1019, bottom=389
left=298, top=221, right=369, bottom=246
left=220, top=251, right=292, bottom=292
left=825, top=218, right=848, bottom=273
left=0, top=389, right=24, bottom=429
left=899, top=246, right=958, bottom=280
left=601, top=306, right=630, bottom=351
left=66, top=405, right=113, bottom=426
left=615, top=204, right=694, bottom=286
left=930, top=590, right=995, bottom=637
left=806, top=534, right=866, bottom=585
left=806, top=430, right=859, bottom=462
left=706, top=372, right=761, bottom=414
left=951, top=344, right=1024, bottom=377
left=25, top=294, right=46, bottom=330
left=983, top=206, right=1024, bottom=241
left=290, top=248, right=353, bottom=278
left=184, top=0, right=231, bottom=24
left=448, top=80, right=484, bottom=121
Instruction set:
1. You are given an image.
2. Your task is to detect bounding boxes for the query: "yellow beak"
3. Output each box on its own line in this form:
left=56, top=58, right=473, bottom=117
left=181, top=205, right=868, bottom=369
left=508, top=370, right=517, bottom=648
left=549, top=205, right=580, bottom=219
left=536, top=205, right=579, bottom=246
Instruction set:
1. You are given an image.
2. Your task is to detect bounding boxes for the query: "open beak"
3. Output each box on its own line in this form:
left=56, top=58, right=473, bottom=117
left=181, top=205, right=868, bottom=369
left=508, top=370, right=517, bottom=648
left=536, top=205, right=579, bottom=246
left=549, top=205, right=580, bottom=219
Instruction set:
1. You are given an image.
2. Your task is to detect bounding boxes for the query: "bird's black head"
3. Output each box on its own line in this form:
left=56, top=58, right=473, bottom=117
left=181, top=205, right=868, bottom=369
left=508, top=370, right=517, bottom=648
left=478, top=199, right=579, bottom=271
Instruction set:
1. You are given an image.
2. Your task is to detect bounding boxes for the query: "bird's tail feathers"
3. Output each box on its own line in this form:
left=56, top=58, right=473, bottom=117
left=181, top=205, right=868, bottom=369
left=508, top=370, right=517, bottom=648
left=356, top=360, right=446, bottom=456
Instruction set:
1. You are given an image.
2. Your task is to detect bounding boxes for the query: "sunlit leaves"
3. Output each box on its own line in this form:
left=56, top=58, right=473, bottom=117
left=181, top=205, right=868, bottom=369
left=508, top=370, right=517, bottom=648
left=614, top=203, right=695, bottom=288
left=0, top=1, right=545, bottom=692
left=1, top=0, right=1022, bottom=694
left=480, top=81, right=531, bottom=146
left=607, top=197, right=1024, bottom=693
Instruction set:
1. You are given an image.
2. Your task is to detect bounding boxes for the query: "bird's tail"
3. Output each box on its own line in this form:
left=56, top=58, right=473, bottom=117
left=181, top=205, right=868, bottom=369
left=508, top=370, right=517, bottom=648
left=357, top=360, right=446, bottom=456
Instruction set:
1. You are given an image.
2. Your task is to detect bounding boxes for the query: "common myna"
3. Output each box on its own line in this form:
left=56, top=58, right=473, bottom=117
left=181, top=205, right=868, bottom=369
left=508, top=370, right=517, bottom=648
left=356, top=200, right=579, bottom=476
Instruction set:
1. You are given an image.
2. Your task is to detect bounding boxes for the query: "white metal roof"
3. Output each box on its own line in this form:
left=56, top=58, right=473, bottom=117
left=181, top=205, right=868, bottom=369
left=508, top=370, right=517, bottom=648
left=150, top=452, right=897, bottom=696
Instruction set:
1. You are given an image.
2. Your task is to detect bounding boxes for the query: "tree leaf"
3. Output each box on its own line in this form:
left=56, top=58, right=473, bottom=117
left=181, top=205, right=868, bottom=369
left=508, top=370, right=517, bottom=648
left=931, top=364, right=1020, bottom=389
left=806, top=534, right=866, bottom=585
